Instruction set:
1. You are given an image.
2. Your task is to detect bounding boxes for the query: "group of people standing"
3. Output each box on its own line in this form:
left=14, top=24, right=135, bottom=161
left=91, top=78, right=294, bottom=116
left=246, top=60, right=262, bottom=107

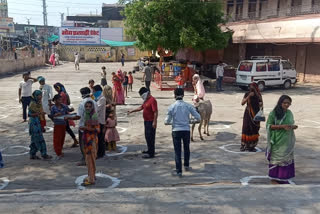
left=14, top=64, right=299, bottom=185
left=241, top=82, right=297, bottom=184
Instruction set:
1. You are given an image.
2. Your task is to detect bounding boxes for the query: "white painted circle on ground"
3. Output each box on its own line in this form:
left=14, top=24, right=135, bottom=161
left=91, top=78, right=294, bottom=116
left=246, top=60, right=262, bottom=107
left=210, top=125, right=231, bottom=130
left=75, top=173, right=121, bottom=190
left=219, top=144, right=262, bottom=154
left=0, top=177, right=10, bottom=190
left=0, top=115, right=8, bottom=120
left=1, top=146, right=30, bottom=157
left=105, top=145, right=127, bottom=157
left=117, top=127, right=127, bottom=133
left=240, top=175, right=295, bottom=186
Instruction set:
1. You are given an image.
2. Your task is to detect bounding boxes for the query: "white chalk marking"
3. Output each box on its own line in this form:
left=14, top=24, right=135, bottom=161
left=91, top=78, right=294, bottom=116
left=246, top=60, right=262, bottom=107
left=0, top=177, right=10, bottom=190
left=0, top=115, right=8, bottom=120
left=105, top=145, right=128, bottom=157
left=209, top=125, right=231, bottom=130
left=240, top=175, right=295, bottom=186
left=117, top=127, right=127, bottom=133
left=1, top=146, right=30, bottom=157
left=219, top=144, right=262, bottom=154
left=75, top=173, right=121, bottom=190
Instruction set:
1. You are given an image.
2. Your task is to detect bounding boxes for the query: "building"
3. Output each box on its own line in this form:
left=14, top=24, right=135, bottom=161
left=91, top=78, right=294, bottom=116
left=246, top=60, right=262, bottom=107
left=222, top=0, right=320, bottom=82
left=66, top=4, right=124, bottom=28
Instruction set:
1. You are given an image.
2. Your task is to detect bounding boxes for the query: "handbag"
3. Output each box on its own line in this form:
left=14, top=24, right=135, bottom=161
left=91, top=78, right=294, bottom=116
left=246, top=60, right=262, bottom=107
left=253, top=108, right=266, bottom=122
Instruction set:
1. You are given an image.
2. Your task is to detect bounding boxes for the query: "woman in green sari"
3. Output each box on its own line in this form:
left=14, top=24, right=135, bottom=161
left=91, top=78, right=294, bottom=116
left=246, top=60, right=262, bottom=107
left=266, top=95, right=298, bottom=184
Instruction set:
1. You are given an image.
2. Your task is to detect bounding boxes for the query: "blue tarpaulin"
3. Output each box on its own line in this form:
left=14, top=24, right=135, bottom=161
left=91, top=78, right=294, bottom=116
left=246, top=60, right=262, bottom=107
left=101, top=39, right=136, bottom=47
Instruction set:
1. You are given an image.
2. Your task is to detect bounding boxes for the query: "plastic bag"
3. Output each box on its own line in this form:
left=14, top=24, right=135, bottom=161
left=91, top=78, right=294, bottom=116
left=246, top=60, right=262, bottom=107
left=254, top=108, right=266, bottom=122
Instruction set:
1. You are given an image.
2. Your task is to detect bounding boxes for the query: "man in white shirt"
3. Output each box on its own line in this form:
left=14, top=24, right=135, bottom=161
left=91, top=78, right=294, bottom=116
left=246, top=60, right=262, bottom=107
left=77, top=87, right=97, bottom=166
left=92, top=85, right=106, bottom=158
left=74, top=52, right=80, bottom=70
left=18, top=72, right=38, bottom=122
left=216, top=61, right=226, bottom=92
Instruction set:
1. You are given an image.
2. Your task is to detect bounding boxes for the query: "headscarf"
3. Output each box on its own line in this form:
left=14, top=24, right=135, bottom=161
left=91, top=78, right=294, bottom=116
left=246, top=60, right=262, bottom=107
left=29, top=90, right=45, bottom=120
left=54, top=82, right=67, bottom=93
left=117, top=69, right=124, bottom=82
left=250, top=82, right=261, bottom=98
left=192, top=74, right=205, bottom=99
left=83, top=100, right=99, bottom=127
left=103, top=85, right=113, bottom=103
left=37, top=76, right=45, bottom=82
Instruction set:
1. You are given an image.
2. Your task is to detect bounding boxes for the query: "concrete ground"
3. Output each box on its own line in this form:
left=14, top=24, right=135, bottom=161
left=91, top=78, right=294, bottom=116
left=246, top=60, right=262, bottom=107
left=1, top=61, right=320, bottom=213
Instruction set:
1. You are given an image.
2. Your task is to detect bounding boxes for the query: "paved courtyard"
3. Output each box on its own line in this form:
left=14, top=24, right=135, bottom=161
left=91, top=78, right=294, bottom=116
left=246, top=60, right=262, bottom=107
left=1, top=62, right=320, bottom=213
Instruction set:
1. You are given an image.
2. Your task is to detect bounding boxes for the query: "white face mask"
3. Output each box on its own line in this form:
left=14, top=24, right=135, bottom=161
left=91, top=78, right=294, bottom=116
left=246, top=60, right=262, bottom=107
left=141, top=92, right=149, bottom=101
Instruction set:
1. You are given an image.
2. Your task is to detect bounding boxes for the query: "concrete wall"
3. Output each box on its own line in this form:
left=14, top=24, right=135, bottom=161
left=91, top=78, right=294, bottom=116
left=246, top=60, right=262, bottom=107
left=0, top=55, right=45, bottom=74
left=175, top=48, right=223, bottom=64
left=57, top=45, right=148, bottom=63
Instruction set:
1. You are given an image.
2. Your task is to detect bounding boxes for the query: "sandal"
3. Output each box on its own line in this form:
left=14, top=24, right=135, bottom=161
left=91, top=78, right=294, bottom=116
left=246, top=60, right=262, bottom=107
left=30, top=155, right=41, bottom=160
left=81, top=181, right=95, bottom=186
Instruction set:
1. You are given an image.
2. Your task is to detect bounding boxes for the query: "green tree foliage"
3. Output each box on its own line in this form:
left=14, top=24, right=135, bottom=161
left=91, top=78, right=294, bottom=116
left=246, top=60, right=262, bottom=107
left=121, top=0, right=231, bottom=52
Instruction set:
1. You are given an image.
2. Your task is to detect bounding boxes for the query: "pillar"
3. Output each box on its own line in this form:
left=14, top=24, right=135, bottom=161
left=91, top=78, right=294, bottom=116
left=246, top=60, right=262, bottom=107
left=242, top=0, right=249, bottom=19
left=256, top=0, right=260, bottom=18
left=267, top=0, right=279, bottom=17
left=302, top=0, right=312, bottom=13
left=239, top=43, right=247, bottom=61
left=232, top=0, right=237, bottom=20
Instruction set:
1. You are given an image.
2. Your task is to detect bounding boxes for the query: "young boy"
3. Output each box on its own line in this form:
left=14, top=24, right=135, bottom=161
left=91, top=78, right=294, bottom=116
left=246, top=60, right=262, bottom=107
left=123, top=71, right=129, bottom=98
left=128, top=72, right=133, bottom=92
left=19, top=72, right=38, bottom=122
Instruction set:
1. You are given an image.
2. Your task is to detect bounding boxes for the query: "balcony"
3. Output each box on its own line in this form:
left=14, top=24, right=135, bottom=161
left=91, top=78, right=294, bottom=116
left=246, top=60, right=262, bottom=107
left=227, top=3, right=320, bottom=22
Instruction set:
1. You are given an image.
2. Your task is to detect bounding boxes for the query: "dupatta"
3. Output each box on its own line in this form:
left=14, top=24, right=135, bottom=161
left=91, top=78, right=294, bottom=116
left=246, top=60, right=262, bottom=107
left=266, top=110, right=296, bottom=166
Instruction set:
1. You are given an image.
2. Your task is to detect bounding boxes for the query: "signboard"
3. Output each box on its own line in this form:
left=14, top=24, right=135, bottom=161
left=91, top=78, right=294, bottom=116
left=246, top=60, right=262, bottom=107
left=127, top=48, right=135, bottom=56
left=59, top=27, right=101, bottom=45
left=59, top=27, right=123, bottom=45
left=0, top=17, right=14, bottom=33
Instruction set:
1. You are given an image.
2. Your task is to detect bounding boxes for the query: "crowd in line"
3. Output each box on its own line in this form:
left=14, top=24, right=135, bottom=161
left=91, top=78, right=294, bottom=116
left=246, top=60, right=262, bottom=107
left=0, top=63, right=298, bottom=186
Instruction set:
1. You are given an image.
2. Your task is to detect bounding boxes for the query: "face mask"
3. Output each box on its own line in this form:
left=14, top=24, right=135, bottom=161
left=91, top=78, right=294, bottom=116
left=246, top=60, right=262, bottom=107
left=93, top=91, right=102, bottom=100
left=141, top=92, right=149, bottom=101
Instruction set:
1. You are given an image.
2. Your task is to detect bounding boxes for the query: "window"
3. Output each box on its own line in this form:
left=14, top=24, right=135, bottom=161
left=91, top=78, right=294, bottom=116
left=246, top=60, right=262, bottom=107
left=268, top=62, right=280, bottom=71
left=239, top=62, right=253, bottom=72
left=256, top=62, right=267, bottom=72
left=282, top=61, right=293, bottom=70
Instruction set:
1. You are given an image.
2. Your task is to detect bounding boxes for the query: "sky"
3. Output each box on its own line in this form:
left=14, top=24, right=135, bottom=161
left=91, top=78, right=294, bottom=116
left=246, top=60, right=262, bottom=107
left=7, top=0, right=118, bottom=26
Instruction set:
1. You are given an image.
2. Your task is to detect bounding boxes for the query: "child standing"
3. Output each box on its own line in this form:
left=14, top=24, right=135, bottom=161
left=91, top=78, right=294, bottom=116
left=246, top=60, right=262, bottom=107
left=128, top=72, right=133, bottom=92
left=101, top=66, right=107, bottom=86
left=175, top=72, right=184, bottom=88
left=104, top=113, right=120, bottom=152
left=80, top=100, right=100, bottom=186
left=123, top=71, right=129, bottom=98
left=51, top=94, right=74, bottom=159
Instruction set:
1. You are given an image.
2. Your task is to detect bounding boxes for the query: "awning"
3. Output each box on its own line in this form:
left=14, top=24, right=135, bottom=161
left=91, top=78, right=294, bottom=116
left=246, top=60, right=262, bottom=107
left=101, top=39, right=136, bottom=47
left=48, top=35, right=59, bottom=43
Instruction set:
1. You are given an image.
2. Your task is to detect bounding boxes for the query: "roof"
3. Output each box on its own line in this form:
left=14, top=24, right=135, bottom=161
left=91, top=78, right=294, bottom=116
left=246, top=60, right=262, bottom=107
left=101, top=39, right=136, bottom=47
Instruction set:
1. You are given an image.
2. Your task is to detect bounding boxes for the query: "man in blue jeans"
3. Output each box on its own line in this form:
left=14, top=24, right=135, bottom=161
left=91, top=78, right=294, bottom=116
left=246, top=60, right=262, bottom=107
left=165, top=88, right=201, bottom=177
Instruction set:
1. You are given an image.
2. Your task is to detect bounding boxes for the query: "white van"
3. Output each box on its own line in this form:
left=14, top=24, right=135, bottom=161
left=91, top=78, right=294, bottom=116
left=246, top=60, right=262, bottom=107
left=235, top=56, right=297, bottom=91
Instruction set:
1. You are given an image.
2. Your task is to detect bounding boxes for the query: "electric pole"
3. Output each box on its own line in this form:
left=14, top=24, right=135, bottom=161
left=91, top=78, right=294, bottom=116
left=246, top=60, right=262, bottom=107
left=26, top=17, right=31, bottom=45
left=42, top=0, right=48, bottom=26
left=60, top=13, right=64, bottom=26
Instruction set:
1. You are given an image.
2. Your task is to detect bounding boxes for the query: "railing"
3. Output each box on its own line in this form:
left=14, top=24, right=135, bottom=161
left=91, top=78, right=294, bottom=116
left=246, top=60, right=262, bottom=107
left=227, top=3, right=320, bottom=22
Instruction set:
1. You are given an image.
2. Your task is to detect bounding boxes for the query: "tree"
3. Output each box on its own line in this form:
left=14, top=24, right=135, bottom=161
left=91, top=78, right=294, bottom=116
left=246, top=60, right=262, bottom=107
left=121, top=0, right=231, bottom=55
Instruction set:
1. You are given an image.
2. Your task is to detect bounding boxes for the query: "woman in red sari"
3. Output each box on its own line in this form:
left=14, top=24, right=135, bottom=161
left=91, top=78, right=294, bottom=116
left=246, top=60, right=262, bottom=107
left=112, top=70, right=125, bottom=105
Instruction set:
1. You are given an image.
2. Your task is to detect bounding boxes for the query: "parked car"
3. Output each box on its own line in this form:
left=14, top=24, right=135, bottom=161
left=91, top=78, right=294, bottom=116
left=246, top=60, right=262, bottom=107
left=235, top=56, right=297, bottom=91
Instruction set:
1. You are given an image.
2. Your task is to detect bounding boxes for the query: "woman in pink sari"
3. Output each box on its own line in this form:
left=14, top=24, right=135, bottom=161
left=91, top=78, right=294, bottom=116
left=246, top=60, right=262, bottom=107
left=49, top=53, right=56, bottom=69
left=112, top=69, right=125, bottom=105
